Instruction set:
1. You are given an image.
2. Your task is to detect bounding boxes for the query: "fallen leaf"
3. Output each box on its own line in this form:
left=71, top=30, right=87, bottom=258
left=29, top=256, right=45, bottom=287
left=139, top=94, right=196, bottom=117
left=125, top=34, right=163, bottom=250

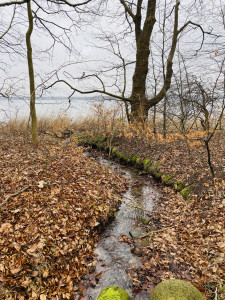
left=38, top=180, right=45, bottom=188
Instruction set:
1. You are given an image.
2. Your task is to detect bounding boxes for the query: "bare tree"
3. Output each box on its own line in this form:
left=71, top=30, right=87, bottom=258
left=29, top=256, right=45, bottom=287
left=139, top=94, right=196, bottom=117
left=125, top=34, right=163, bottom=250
left=45, top=0, right=212, bottom=124
left=0, top=0, right=93, bottom=143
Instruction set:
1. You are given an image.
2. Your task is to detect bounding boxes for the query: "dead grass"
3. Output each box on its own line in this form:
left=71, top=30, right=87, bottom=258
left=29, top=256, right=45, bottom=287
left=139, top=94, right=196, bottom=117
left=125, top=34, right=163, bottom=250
left=0, top=119, right=27, bottom=136
left=0, top=115, right=74, bottom=138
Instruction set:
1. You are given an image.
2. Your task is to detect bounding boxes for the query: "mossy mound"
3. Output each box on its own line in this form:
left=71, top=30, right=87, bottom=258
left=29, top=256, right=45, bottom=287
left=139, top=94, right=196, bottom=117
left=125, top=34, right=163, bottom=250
left=174, top=181, right=185, bottom=192
left=118, top=151, right=129, bottom=162
left=143, top=159, right=151, bottom=170
left=97, top=286, right=130, bottom=300
left=112, top=147, right=117, bottom=156
left=151, top=279, right=204, bottom=300
left=181, top=187, right=191, bottom=199
left=149, top=161, right=160, bottom=172
left=162, top=175, right=175, bottom=186
left=135, top=157, right=143, bottom=167
left=151, top=170, right=162, bottom=181
left=130, top=155, right=138, bottom=165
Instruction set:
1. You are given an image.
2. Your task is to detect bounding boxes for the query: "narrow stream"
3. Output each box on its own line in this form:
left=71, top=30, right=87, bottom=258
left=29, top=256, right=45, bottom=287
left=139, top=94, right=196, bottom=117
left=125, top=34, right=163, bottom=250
left=75, top=154, right=161, bottom=299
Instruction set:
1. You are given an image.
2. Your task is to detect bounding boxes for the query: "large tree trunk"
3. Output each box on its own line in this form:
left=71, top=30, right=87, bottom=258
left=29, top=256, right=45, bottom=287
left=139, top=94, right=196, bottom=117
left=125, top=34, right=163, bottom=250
left=26, top=0, right=39, bottom=144
left=122, top=0, right=180, bottom=123
left=130, top=96, right=149, bottom=123
left=129, top=0, right=156, bottom=122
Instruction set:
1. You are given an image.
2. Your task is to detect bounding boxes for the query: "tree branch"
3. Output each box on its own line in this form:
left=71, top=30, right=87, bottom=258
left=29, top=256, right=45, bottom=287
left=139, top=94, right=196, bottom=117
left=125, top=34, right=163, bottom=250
left=147, top=0, right=180, bottom=107
left=0, top=0, right=28, bottom=7
left=47, top=0, right=92, bottom=7
left=45, top=79, right=131, bottom=102
left=135, top=0, right=143, bottom=42
left=120, top=0, right=136, bottom=20
left=0, top=6, right=16, bottom=40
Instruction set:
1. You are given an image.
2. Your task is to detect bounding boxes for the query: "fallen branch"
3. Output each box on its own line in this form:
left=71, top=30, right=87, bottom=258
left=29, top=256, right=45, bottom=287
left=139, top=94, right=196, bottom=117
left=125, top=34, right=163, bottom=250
left=1, top=182, right=58, bottom=209
left=1, top=185, right=31, bottom=208
left=140, top=226, right=173, bottom=239
left=214, top=287, right=218, bottom=300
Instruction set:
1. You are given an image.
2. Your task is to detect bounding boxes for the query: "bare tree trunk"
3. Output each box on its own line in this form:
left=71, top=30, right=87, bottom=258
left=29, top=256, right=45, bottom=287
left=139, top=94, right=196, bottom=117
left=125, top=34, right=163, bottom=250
left=163, top=96, right=167, bottom=138
left=153, top=105, right=157, bottom=136
left=129, top=0, right=156, bottom=122
left=130, top=98, right=149, bottom=123
left=180, top=100, right=186, bottom=134
left=26, top=0, right=39, bottom=145
left=124, top=101, right=131, bottom=123
left=126, top=0, right=180, bottom=123
left=204, top=140, right=215, bottom=178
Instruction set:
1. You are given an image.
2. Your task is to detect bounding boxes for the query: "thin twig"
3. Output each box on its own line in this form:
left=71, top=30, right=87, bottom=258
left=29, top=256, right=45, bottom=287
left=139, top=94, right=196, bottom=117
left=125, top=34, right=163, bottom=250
left=140, top=227, right=173, bottom=239
left=1, top=185, right=31, bottom=208
left=214, top=287, right=218, bottom=300
left=1, top=183, right=58, bottom=208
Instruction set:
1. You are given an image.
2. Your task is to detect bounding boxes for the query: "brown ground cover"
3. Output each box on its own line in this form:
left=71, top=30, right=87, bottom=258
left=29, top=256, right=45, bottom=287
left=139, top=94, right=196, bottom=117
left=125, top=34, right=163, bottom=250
left=0, top=135, right=127, bottom=299
left=114, top=131, right=225, bottom=200
left=125, top=186, right=224, bottom=299
left=110, top=131, right=225, bottom=299
left=0, top=123, right=224, bottom=299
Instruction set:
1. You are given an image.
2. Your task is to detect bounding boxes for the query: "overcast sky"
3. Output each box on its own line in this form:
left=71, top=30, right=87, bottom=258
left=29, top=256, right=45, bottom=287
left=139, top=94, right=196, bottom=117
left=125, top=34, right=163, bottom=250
left=0, top=0, right=224, bottom=99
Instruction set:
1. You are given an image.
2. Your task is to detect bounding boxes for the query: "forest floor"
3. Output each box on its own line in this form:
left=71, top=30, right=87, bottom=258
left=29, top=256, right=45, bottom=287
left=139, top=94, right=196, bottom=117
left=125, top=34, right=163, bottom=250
left=0, top=134, right=127, bottom=299
left=76, top=128, right=225, bottom=299
left=112, top=131, right=225, bottom=201
left=0, top=129, right=224, bottom=299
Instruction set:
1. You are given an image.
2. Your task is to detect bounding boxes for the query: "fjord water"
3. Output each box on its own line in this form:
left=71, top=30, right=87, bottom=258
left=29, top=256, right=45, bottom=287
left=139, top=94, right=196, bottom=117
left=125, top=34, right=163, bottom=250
left=0, top=97, right=117, bottom=122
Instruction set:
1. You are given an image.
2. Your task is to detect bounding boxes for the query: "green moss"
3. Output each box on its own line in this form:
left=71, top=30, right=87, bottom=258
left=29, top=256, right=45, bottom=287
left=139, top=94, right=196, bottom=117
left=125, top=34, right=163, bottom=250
left=174, top=181, right=185, bottom=192
left=118, top=151, right=126, bottom=161
left=152, top=171, right=162, bottom=181
left=149, top=161, right=160, bottom=172
left=127, top=153, right=136, bottom=164
left=75, top=134, right=91, bottom=145
left=135, top=157, right=143, bottom=167
left=181, top=187, right=191, bottom=199
left=143, top=159, right=151, bottom=170
left=135, top=157, right=143, bottom=168
left=162, top=175, right=175, bottom=186
left=97, top=286, right=130, bottom=300
left=93, top=135, right=107, bottom=143
left=92, top=135, right=108, bottom=149
left=151, top=279, right=204, bottom=300
left=112, top=148, right=117, bottom=156
left=145, top=161, right=161, bottom=179
left=130, top=155, right=138, bottom=165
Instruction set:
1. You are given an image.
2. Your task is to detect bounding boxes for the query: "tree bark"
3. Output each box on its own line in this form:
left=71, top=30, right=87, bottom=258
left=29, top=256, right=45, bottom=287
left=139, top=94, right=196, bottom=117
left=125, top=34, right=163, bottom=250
left=204, top=140, right=215, bottom=178
left=26, top=0, right=39, bottom=144
left=163, top=95, right=167, bottom=138
left=128, top=0, right=180, bottom=123
left=130, top=0, right=156, bottom=122
left=153, top=105, right=157, bottom=136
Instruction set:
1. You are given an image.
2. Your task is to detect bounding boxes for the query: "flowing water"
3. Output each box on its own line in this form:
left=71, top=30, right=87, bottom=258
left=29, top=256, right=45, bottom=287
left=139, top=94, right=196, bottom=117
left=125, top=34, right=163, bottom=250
left=75, top=154, right=161, bottom=300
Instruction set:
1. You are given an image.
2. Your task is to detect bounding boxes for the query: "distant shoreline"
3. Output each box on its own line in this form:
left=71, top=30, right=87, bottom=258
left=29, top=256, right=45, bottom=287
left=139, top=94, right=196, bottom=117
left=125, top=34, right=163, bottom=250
left=0, top=96, right=113, bottom=101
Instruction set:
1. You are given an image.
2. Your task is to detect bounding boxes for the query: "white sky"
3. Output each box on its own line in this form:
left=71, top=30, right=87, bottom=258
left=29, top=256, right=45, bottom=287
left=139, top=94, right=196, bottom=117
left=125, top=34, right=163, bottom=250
left=0, top=0, right=224, bottom=99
